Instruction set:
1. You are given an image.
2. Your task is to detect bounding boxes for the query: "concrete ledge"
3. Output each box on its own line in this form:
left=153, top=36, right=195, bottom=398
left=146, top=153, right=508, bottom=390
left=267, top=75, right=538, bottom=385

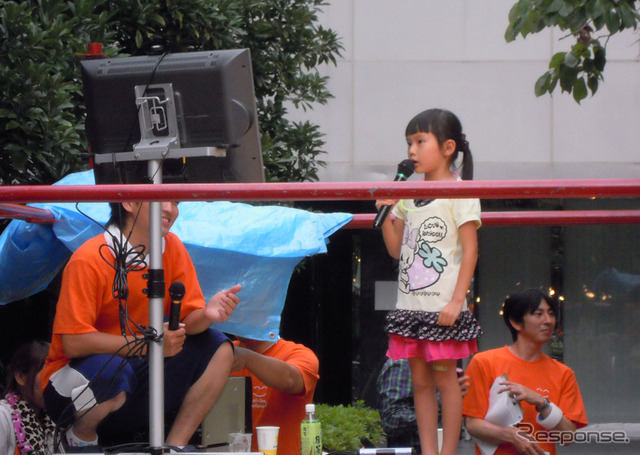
left=577, top=423, right=640, bottom=440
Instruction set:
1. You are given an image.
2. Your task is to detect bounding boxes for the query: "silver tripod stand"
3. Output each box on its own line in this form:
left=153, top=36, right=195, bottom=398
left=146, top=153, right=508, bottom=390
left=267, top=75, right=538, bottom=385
left=94, top=83, right=227, bottom=452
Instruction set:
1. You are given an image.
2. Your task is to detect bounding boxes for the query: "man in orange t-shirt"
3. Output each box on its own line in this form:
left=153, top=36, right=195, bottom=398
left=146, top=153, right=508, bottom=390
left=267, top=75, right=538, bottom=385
left=463, top=289, right=587, bottom=455
left=42, top=201, right=241, bottom=449
left=231, top=337, right=319, bottom=455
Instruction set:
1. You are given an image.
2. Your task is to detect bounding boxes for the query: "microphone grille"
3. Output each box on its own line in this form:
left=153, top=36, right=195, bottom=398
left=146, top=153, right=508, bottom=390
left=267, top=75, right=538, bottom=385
left=397, top=159, right=415, bottom=178
left=169, top=281, right=185, bottom=300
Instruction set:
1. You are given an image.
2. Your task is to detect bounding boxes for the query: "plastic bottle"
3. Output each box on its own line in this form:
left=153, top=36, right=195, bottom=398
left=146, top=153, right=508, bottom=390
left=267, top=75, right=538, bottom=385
left=300, top=403, right=322, bottom=455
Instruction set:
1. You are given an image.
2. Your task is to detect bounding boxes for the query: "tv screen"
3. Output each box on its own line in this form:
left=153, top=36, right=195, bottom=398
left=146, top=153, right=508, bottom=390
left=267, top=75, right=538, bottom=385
left=81, top=49, right=265, bottom=184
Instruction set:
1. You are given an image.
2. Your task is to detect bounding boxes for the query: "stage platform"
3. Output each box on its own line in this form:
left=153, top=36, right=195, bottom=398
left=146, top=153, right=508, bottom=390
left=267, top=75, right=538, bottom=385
left=54, top=423, right=640, bottom=455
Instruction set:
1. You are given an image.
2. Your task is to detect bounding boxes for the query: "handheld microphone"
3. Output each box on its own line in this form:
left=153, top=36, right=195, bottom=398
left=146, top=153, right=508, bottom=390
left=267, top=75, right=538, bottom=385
left=168, top=281, right=185, bottom=330
left=372, top=159, right=415, bottom=229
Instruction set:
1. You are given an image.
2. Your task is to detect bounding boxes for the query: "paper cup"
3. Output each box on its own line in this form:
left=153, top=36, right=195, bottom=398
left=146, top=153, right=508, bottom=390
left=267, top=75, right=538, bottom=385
left=229, top=433, right=252, bottom=452
left=256, top=426, right=279, bottom=455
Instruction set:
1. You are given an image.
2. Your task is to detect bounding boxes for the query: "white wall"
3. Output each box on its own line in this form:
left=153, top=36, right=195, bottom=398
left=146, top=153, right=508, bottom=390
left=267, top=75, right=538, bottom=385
left=295, top=0, right=640, bottom=182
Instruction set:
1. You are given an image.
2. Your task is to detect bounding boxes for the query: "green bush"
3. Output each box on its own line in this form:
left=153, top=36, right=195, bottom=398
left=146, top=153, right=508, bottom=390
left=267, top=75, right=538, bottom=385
left=0, top=0, right=115, bottom=185
left=316, top=401, right=386, bottom=453
left=0, top=0, right=342, bottom=185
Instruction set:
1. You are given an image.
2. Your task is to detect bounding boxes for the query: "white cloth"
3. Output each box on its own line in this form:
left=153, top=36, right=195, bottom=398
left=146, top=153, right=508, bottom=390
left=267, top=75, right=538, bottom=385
left=474, top=375, right=524, bottom=455
left=485, top=374, right=524, bottom=427
left=0, top=400, right=17, bottom=455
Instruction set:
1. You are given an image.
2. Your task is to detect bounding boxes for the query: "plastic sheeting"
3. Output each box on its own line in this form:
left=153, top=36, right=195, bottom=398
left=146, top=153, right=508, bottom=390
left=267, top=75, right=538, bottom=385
left=0, top=170, right=353, bottom=340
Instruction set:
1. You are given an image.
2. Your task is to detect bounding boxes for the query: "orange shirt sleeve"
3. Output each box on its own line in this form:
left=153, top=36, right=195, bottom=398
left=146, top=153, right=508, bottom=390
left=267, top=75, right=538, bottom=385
left=556, top=368, right=588, bottom=428
left=462, top=352, right=492, bottom=419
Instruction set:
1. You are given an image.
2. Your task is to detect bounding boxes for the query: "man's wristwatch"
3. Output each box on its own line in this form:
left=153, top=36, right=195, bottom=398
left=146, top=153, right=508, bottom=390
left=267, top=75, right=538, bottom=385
left=536, top=397, right=551, bottom=412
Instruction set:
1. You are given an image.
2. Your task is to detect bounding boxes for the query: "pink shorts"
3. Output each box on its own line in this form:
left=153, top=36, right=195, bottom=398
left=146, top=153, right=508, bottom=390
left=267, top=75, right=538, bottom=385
left=386, top=334, right=478, bottom=362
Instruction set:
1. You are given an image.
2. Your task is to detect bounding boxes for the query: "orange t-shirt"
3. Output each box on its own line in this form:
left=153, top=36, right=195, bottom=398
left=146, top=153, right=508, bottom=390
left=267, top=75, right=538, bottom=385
left=42, top=232, right=206, bottom=389
left=231, top=339, right=319, bottom=455
left=462, top=346, right=587, bottom=455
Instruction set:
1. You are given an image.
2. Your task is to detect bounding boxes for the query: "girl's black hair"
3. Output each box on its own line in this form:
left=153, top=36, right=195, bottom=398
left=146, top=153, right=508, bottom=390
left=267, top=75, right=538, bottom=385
left=3, top=340, right=50, bottom=405
left=405, top=108, right=474, bottom=180
left=502, top=289, right=558, bottom=342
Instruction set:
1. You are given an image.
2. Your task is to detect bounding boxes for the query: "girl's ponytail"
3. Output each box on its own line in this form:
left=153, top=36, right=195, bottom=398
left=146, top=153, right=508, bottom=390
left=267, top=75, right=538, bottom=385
left=458, top=133, right=474, bottom=180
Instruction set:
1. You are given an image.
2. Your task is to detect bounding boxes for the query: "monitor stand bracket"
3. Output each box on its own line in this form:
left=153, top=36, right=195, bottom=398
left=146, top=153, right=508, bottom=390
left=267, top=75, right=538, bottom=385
left=93, top=83, right=226, bottom=165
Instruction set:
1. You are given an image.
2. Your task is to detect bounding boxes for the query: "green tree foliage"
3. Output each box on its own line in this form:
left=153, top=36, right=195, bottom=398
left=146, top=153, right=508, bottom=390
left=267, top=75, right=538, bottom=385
left=235, top=0, right=341, bottom=181
left=0, top=0, right=342, bottom=185
left=0, top=0, right=115, bottom=185
left=506, top=0, right=640, bottom=103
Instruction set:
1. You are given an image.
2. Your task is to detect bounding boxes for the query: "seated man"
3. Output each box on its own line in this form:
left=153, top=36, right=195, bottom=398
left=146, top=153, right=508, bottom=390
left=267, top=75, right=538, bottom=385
left=41, top=201, right=241, bottom=448
left=230, top=337, right=319, bottom=455
left=376, top=358, right=421, bottom=452
left=463, top=289, right=587, bottom=455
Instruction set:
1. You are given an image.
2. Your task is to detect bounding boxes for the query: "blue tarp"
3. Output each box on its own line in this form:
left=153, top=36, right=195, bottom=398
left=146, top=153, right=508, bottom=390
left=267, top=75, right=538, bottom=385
left=0, top=170, right=353, bottom=340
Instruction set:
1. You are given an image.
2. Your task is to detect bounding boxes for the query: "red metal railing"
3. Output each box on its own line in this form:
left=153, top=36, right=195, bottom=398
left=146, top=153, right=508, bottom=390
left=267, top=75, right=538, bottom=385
left=1, top=179, right=639, bottom=226
left=0, top=204, right=57, bottom=223
left=1, top=179, right=639, bottom=202
left=346, top=210, right=640, bottom=228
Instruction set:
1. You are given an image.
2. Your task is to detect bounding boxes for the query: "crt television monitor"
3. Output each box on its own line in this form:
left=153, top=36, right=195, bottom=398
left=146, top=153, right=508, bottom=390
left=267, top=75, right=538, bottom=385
left=80, top=49, right=265, bottom=184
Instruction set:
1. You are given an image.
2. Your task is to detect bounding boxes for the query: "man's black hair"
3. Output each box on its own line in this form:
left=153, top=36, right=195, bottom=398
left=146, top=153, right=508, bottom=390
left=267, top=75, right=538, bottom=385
left=107, top=202, right=127, bottom=229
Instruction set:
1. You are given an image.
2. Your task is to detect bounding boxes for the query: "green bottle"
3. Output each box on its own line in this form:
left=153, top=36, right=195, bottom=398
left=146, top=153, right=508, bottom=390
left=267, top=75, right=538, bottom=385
left=300, top=403, right=322, bottom=455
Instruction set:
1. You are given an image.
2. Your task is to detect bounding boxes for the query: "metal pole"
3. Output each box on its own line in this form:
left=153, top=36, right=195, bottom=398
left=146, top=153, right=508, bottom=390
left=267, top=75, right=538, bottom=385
left=148, top=159, right=165, bottom=451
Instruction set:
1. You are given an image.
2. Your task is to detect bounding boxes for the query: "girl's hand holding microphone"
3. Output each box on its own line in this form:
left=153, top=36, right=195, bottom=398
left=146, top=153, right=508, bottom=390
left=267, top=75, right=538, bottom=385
left=373, top=199, right=399, bottom=229
left=375, top=200, right=398, bottom=215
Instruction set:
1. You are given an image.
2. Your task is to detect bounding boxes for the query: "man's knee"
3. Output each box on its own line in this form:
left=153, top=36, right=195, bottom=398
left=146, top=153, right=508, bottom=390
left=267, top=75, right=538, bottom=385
left=195, top=341, right=234, bottom=385
left=210, top=341, right=233, bottom=368
left=78, top=390, right=127, bottom=419
left=106, top=390, right=127, bottom=413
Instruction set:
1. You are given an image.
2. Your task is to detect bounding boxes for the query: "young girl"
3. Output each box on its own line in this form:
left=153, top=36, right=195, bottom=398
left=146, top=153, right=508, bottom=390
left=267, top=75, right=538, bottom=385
left=1, top=341, right=55, bottom=455
left=376, top=108, right=482, bottom=455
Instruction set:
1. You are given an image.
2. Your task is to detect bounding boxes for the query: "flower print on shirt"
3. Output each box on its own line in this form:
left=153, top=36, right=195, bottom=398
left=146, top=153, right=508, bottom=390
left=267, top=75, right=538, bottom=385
left=418, top=243, right=447, bottom=273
